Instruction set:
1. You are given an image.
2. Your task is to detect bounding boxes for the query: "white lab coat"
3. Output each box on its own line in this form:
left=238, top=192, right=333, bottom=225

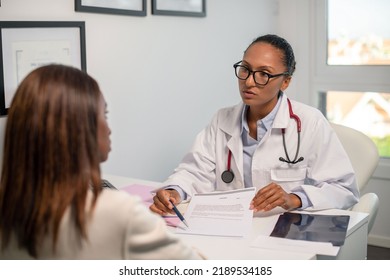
left=163, top=94, right=359, bottom=210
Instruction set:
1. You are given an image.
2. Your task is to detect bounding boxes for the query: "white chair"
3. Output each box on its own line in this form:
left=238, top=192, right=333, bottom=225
left=330, top=122, right=379, bottom=233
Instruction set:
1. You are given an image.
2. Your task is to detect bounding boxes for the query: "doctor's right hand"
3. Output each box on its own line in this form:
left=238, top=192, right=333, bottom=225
left=150, top=189, right=181, bottom=215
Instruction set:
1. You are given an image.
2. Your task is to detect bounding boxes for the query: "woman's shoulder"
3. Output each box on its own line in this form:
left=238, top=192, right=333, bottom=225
left=288, top=98, right=330, bottom=130
left=205, top=103, right=243, bottom=133
left=93, top=189, right=145, bottom=216
left=289, top=99, right=323, bottom=116
left=87, top=189, right=164, bottom=239
left=216, top=102, right=244, bottom=115
left=211, top=102, right=244, bottom=124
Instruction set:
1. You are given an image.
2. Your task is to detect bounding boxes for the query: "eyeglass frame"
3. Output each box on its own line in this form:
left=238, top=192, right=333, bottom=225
left=233, top=61, right=290, bottom=86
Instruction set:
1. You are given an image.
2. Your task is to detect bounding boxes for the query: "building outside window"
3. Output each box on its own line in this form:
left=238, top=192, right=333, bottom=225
left=321, top=91, right=390, bottom=157
left=327, top=0, right=390, bottom=66
left=317, top=0, right=390, bottom=158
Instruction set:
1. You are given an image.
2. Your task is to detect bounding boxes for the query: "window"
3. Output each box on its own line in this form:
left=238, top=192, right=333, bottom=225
left=314, top=0, right=390, bottom=163
left=327, top=0, right=390, bottom=65
left=320, top=91, right=390, bottom=158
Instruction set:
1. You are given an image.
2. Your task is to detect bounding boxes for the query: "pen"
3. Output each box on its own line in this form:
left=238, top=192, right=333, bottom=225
left=170, top=201, right=189, bottom=228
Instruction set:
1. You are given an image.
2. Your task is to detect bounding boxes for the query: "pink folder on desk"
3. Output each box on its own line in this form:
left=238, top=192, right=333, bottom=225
left=121, top=184, right=181, bottom=228
left=122, top=184, right=155, bottom=207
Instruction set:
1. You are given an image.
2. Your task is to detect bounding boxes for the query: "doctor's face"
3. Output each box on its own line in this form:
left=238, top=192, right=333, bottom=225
left=238, top=42, right=291, bottom=112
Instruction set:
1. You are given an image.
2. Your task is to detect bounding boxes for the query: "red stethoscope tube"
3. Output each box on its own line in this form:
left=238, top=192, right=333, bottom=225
left=279, top=98, right=304, bottom=164
left=221, top=150, right=234, bottom=183
left=221, top=98, right=304, bottom=184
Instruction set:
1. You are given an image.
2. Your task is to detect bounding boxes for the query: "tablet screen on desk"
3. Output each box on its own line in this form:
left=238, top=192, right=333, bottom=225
left=270, top=212, right=350, bottom=246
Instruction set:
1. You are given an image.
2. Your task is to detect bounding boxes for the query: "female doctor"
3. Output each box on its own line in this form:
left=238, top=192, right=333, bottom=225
left=150, top=34, right=359, bottom=215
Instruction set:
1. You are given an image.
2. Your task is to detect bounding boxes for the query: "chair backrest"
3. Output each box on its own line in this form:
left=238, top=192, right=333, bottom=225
left=331, top=123, right=380, bottom=233
left=330, top=123, right=379, bottom=191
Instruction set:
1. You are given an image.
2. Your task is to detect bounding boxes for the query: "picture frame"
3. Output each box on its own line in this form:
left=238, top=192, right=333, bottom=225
left=75, top=0, right=146, bottom=17
left=152, top=0, right=206, bottom=17
left=0, top=21, right=86, bottom=116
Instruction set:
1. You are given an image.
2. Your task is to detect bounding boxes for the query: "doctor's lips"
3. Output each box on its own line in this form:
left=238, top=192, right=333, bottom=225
left=242, top=90, right=256, bottom=98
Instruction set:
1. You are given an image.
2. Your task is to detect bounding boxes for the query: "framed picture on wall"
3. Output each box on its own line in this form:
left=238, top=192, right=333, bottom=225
left=0, top=21, right=86, bottom=116
left=152, top=0, right=206, bottom=17
left=75, top=0, right=147, bottom=16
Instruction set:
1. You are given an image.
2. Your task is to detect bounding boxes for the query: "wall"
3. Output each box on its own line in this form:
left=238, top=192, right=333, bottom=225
left=0, top=0, right=279, bottom=181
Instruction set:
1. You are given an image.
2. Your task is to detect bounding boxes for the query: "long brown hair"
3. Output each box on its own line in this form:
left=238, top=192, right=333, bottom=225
left=0, top=64, right=103, bottom=258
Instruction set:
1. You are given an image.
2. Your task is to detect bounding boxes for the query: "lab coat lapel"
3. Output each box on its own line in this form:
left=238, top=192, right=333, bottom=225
left=219, top=103, right=245, bottom=183
left=272, top=94, right=290, bottom=129
left=226, top=134, right=243, bottom=182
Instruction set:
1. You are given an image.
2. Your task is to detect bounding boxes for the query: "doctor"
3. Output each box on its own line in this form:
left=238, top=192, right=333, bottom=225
left=150, top=34, right=359, bottom=215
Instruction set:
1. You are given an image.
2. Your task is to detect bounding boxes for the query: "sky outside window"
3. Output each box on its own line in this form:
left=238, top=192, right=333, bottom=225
left=328, top=0, right=390, bottom=65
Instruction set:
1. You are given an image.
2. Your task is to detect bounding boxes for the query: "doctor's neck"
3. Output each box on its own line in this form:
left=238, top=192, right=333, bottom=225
left=247, top=99, right=278, bottom=121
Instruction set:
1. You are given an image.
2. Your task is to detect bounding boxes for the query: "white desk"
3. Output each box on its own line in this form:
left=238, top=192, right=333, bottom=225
left=104, top=174, right=369, bottom=260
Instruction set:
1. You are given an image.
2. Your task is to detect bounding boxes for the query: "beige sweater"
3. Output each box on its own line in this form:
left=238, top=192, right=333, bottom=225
left=1, top=189, right=202, bottom=260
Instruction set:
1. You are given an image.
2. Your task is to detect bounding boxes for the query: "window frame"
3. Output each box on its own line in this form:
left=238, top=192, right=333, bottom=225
left=313, top=0, right=390, bottom=180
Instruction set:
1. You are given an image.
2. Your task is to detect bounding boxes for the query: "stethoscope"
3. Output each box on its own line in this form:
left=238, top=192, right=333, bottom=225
left=221, top=98, right=304, bottom=184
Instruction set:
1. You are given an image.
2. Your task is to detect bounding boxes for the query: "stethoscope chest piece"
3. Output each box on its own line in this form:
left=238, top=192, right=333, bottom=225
left=221, top=149, right=235, bottom=183
left=221, top=170, right=234, bottom=183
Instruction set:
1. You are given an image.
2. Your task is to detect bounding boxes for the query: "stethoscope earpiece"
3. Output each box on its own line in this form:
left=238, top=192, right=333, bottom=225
left=279, top=156, right=304, bottom=164
left=279, top=157, right=287, bottom=163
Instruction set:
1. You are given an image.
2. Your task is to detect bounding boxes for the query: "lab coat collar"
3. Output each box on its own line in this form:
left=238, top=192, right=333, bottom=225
left=219, top=102, right=245, bottom=137
left=272, top=93, right=290, bottom=130
left=219, top=93, right=290, bottom=136
left=218, top=103, right=245, bottom=181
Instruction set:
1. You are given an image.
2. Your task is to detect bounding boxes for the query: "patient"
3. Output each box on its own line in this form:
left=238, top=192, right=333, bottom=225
left=0, top=64, right=202, bottom=260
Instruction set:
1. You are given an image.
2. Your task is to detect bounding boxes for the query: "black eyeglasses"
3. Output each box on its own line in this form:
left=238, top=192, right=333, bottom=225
left=233, top=61, right=289, bottom=86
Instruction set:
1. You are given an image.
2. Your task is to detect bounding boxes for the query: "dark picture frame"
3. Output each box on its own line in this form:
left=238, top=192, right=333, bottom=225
left=152, top=0, right=206, bottom=17
left=0, top=21, right=86, bottom=116
left=75, top=0, right=146, bottom=16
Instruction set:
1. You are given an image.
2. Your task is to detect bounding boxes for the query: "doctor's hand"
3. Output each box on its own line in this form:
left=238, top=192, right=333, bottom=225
left=250, top=182, right=302, bottom=212
left=150, top=189, right=181, bottom=216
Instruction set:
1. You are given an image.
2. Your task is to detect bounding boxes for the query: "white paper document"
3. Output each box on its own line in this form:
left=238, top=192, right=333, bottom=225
left=175, top=188, right=256, bottom=237
left=251, top=236, right=340, bottom=256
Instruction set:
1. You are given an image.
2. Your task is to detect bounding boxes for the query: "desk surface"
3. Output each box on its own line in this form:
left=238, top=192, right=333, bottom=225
left=104, top=174, right=369, bottom=260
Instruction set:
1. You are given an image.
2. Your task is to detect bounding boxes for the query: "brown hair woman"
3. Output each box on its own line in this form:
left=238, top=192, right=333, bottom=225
left=0, top=64, right=202, bottom=260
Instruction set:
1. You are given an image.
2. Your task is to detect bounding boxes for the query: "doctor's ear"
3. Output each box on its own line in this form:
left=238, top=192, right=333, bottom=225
left=280, top=76, right=292, bottom=91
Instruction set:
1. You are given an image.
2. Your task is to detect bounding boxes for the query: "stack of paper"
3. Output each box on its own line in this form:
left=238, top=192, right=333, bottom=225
left=175, top=188, right=256, bottom=237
